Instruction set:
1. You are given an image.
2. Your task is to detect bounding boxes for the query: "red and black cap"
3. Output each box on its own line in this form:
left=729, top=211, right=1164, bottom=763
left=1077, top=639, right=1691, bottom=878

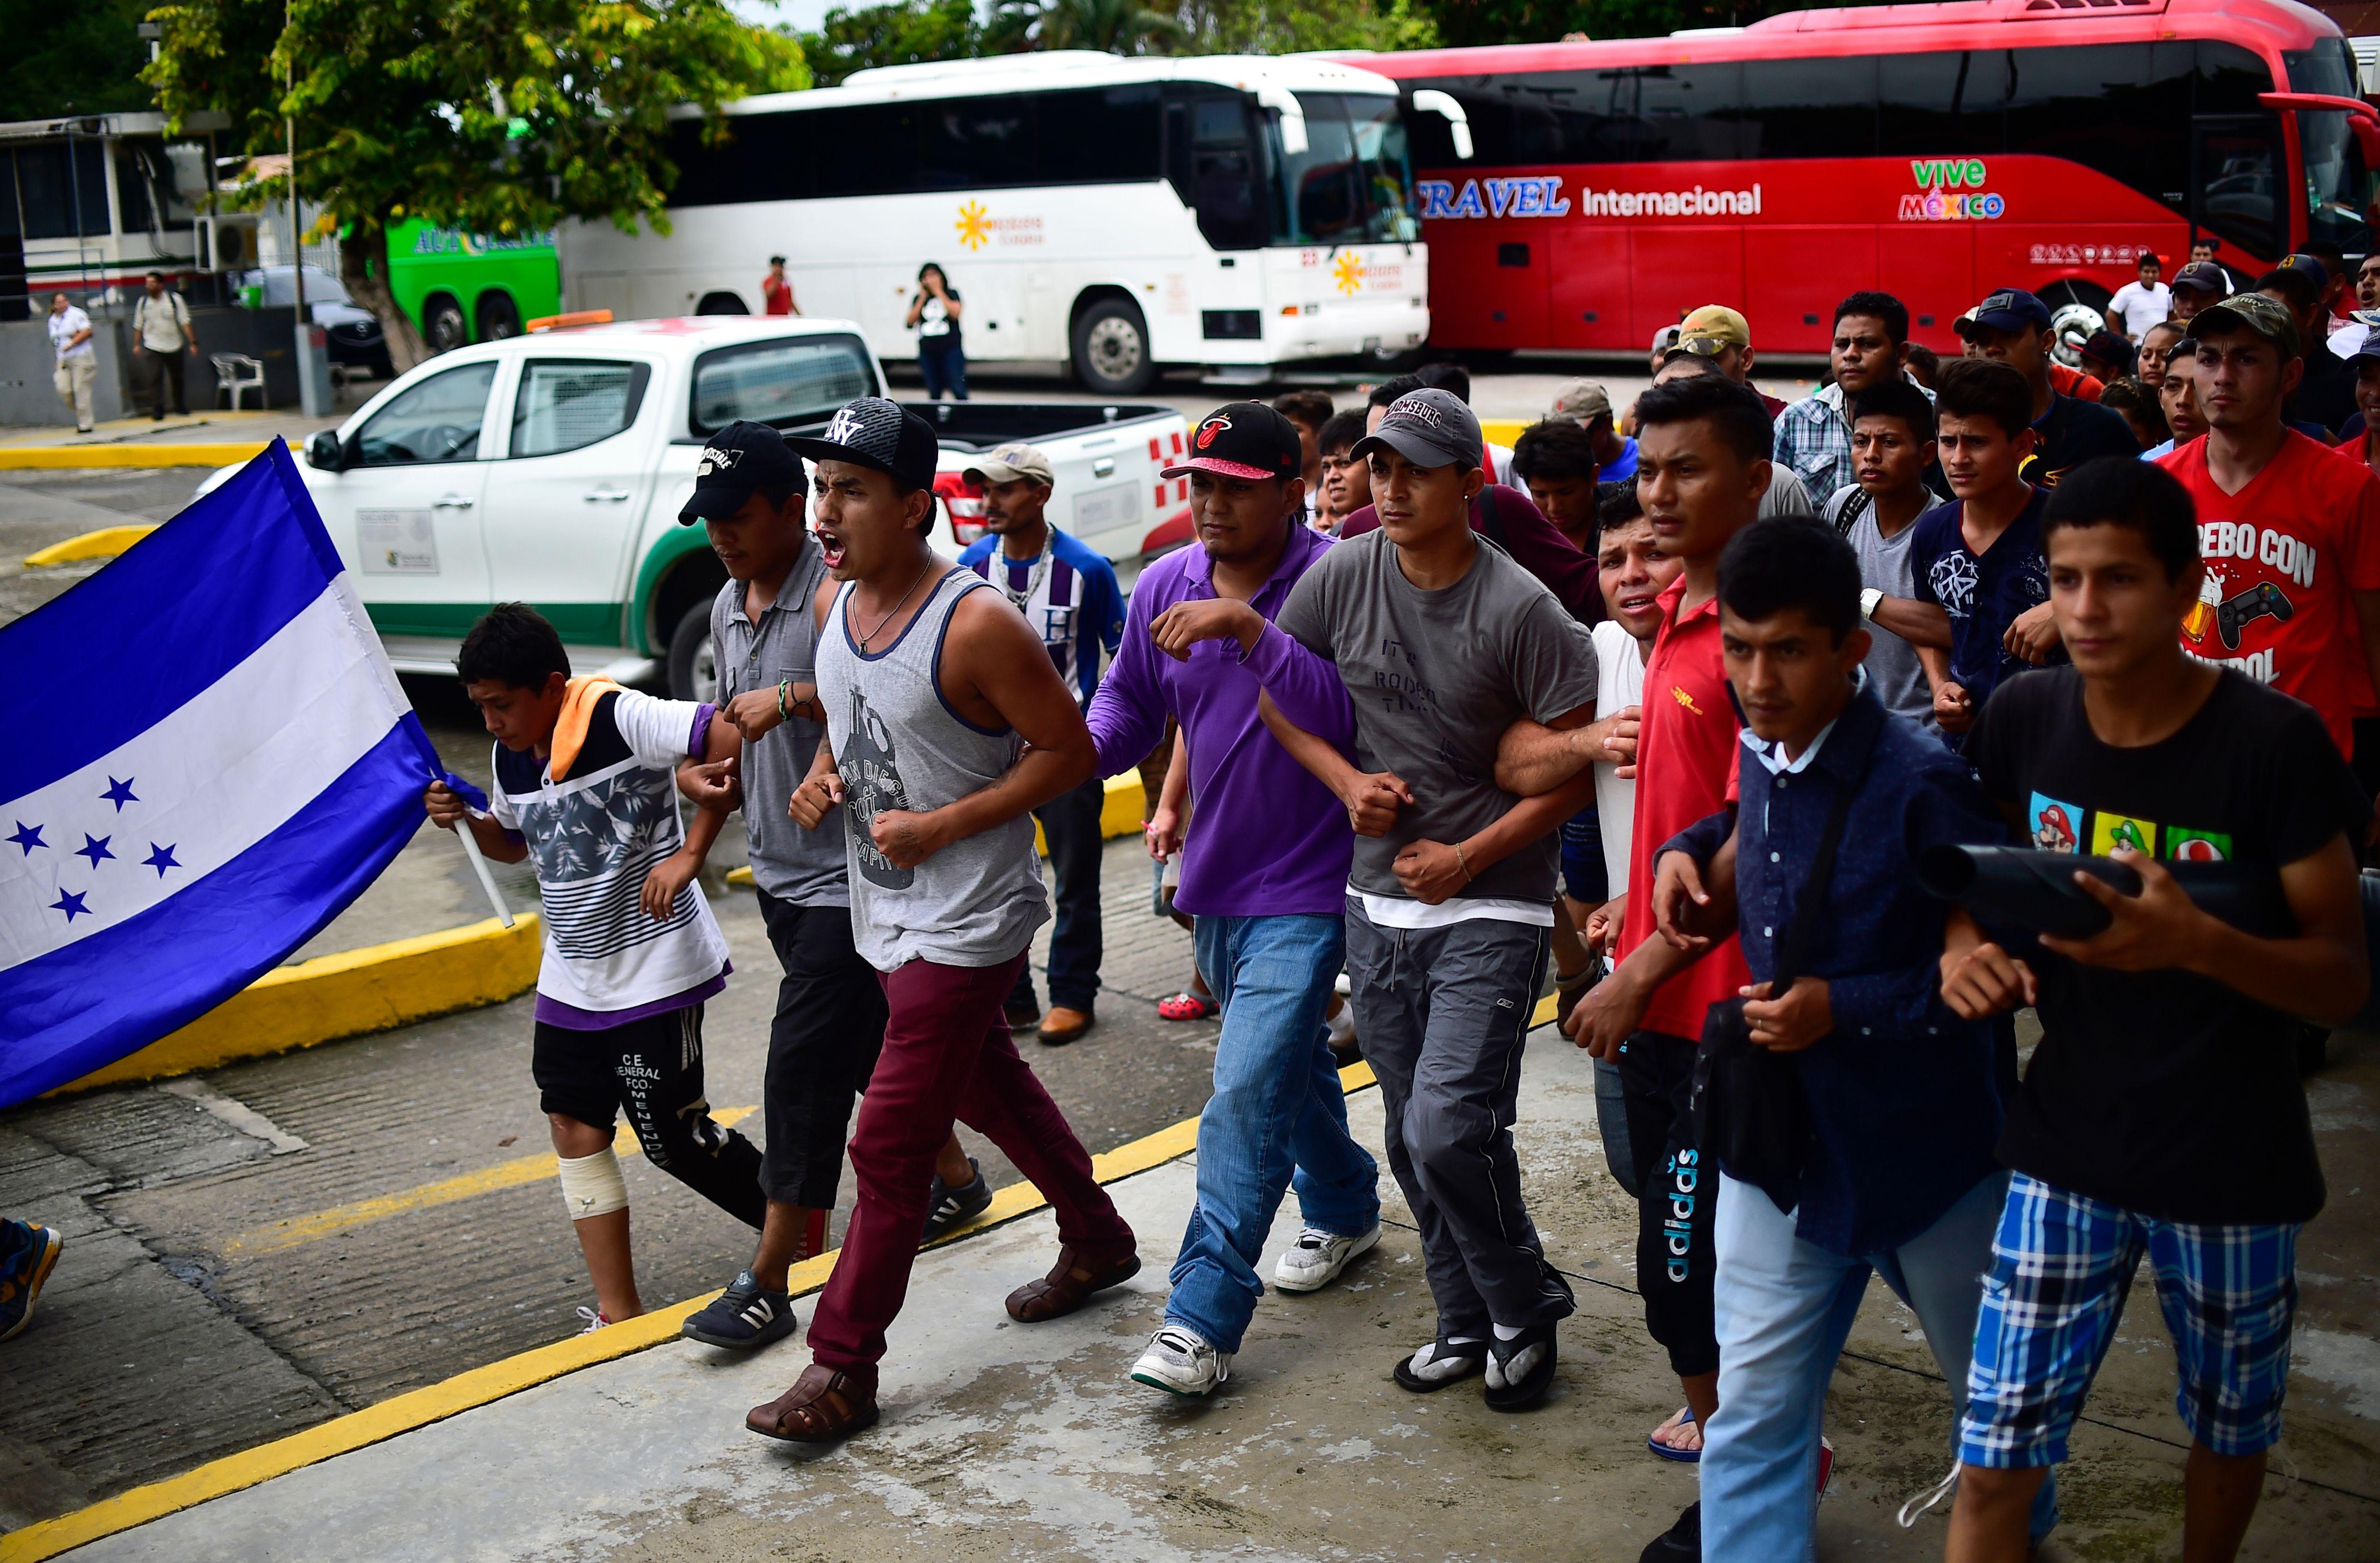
left=1163, top=403, right=1304, bottom=482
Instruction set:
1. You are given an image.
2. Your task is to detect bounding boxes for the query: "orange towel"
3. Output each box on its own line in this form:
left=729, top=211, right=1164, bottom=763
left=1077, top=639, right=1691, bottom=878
left=548, top=676, right=624, bottom=782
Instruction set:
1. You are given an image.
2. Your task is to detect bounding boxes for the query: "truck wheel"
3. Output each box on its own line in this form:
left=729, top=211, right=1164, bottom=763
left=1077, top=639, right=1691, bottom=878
left=423, top=294, right=468, bottom=353
left=1072, top=297, right=1156, bottom=395
left=665, top=602, right=718, bottom=703
left=475, top=292, right=523, bottom=342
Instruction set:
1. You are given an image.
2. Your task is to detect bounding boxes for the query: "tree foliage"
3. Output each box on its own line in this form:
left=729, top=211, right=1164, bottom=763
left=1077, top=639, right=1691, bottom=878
left=0, top=0, right=157, bottom=119
left=146, top=0, right=808, bottom=369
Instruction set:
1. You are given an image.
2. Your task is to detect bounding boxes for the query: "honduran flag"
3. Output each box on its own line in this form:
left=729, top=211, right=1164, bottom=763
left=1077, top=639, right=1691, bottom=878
left=0, top=440, right=445, bottom=1108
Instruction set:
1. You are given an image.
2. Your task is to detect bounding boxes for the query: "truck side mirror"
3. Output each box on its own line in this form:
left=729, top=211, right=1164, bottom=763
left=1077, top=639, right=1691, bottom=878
left=307, top=430, right=345, bottom=470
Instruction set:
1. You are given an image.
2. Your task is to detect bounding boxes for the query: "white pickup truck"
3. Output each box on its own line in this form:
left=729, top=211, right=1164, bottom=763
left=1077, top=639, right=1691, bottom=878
left=199, top=315, right=1192, bottom=698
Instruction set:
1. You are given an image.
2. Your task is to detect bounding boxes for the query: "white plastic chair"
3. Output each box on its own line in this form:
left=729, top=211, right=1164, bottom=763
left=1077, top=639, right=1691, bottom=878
left=212, top=353, right=266, bottom=411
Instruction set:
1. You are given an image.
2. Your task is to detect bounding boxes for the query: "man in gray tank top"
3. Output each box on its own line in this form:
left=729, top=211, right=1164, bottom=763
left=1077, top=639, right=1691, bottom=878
left=743, top=398, right=1137, bottom=1445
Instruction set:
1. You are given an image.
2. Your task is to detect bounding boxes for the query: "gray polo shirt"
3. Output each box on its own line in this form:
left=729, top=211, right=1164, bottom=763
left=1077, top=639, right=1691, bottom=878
left=712, top=535, right=848, bottom=907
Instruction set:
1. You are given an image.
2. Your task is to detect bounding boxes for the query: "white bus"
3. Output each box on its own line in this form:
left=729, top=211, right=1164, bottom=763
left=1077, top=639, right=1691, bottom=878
left=558, top=52, right=1435, bottom=394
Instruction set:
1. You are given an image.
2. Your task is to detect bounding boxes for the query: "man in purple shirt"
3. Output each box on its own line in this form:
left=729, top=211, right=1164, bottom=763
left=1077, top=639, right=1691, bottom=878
left=1088, top=402, right=1380, bottom=1399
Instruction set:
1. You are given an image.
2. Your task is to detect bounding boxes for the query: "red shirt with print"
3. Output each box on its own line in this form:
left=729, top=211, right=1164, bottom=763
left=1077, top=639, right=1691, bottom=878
left=1620, top=575, right=1752, bottom=1041
left=2157, top=430, right=2380, bottom=755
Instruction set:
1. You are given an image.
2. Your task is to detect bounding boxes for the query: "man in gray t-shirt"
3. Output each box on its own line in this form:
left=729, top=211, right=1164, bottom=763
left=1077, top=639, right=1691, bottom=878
left=1820, top=381, right=1955, bottom=737
left=1238, top=388, right=1600, bottom=1407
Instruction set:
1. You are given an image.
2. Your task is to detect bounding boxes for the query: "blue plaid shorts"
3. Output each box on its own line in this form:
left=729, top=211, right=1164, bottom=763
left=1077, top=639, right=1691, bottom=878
left=1959, top=1173, right=2299, bottom=1467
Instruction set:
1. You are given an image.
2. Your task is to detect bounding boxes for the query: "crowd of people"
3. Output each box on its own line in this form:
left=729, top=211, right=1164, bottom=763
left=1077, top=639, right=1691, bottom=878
left=9, top=258, right=2367, bottom=1563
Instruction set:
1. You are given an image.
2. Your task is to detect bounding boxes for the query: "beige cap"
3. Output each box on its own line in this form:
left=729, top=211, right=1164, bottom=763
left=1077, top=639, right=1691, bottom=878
left=1549, top=378, right=1611, bottom=423
left=1676, top=304, right=1752, bottom=355
left=963, top=440, right=1054, bottom=487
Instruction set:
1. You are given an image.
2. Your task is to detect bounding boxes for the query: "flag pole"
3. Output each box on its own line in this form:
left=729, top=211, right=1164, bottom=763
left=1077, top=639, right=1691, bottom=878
left=454, top=819, right=514, bottom=929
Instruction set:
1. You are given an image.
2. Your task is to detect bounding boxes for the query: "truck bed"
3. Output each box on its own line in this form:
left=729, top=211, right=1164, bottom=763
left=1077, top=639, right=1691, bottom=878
left=901, top=400, right=1179, bottom=453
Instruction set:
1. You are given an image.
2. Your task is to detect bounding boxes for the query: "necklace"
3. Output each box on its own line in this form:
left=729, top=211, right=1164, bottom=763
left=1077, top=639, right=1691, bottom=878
left=853, top=560, right=937, bottom=652
left=998, top=545, right=1054, bottom=615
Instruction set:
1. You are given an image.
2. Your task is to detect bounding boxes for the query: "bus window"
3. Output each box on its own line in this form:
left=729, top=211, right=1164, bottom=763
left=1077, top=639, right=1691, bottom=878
left=2004, top=43, right=2192, bottom=204
left=1879, top=51, right=2003, bottom=159
left=1346, top=94, right=1419, bottom=243
left=921, top=98, right=1032, bottom=191
left=2196, top=119, right=2286, bottom=260
left=1164, top=90, right=1268, bottom=252
left=690, top=334, right=875, bottom=434
left=1737, top=56, right=1877, bottom=159
left=13, top=143, right=111, bottom=241
left=1275, top=94, right=1367, bottom=246
left=1600, top=64, right=1745, bottom=163
left=1036, top=86, right=1164, bottom=185
left=2284, top=39, right=2375, bottom=248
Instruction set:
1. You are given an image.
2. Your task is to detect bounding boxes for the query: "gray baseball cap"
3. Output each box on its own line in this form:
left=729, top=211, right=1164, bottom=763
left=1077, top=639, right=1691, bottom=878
left=1550, top=378, right=1612, bottom=423
left=1350, top=387, right=1485, bottom=472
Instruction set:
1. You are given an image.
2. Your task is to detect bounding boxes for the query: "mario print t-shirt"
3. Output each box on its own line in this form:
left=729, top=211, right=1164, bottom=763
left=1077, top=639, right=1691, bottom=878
left=1966, top=665, right=2365, bottom=1225
left=2156, top=430, right=2380, bottom=755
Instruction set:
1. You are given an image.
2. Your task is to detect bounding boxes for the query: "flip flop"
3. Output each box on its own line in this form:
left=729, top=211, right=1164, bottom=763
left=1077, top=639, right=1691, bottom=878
left=1647, top=1406, right=1701, bottom=1462
left=1393, top=1337, right=1486, bottom=1393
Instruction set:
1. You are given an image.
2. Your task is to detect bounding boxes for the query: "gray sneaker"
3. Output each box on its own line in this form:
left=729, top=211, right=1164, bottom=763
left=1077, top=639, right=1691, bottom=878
left=1272, top=1225, right=1380, bottom=1293
left=1130, top=1324, right=1232, bottom=1397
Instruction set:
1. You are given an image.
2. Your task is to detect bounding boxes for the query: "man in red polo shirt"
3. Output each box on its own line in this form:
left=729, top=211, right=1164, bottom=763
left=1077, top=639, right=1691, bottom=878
left=1564, top=373, right=1772, bottom=1563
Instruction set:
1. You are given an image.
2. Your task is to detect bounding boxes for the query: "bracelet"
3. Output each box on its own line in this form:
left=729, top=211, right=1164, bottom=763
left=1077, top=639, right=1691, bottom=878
left=776, top=679, right=791, bottom=720
left=1454, top=842, right=1473, bottom=883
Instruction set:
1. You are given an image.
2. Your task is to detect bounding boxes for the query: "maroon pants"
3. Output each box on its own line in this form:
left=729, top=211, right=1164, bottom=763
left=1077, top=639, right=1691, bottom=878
left=804, top=951, right=1133, bottom=1389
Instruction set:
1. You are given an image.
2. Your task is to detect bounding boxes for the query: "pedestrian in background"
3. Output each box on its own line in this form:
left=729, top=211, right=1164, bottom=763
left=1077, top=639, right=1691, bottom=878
left=2106, top=251, right=2171, bottom=340
left=132, top=272, right=196, bottom=422
left=1773, top=290, right=1930, bottom=503
left=906, top=262, right=966, bottom=401
left=1953, top=289, right=2137, bottom=487
left=1825, top=380, right=1952, bottom=732
left=47, top=292, right=96, bottom=434
left=1549, top=378, right=1637, bottom=483
left=958, top=440, right=1125, bottom=1045
left=1314, top=408, right=1370, bottom=533
left=761, top=256, right=800, bottom=317
left=1272, top=389, right=1335, bottom=524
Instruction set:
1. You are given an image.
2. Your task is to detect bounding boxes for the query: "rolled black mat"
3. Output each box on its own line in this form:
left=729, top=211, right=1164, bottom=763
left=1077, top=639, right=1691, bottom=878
left=1913, top=845, right=2290, bottom=940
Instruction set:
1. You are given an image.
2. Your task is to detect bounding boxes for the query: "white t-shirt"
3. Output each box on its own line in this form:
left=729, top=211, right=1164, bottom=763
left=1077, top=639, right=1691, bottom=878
left=1589, top=619, right=1647, bottom=896
left=1484, top=440, right=1516, bottom=485
left=48, top=305, right=94, bottom=364
left=2108, top=280, right=2173, bottom=338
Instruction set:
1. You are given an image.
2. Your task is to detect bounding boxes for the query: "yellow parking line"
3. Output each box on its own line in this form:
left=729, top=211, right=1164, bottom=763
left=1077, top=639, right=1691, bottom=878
left=0, top=1059, right=1397, bottom=1563
left=221, top=1105, right=759, bottom=1258
left=22, top=524, right=158, bottom=568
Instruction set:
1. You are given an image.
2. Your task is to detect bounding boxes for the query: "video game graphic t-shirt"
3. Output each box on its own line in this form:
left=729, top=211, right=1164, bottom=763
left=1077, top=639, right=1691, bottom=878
left=2156, top=430, right=2380, bottom=755
left=1965, top=666, right=2366, bottom=1224
left=1909, top=486, right=2052, bottom=728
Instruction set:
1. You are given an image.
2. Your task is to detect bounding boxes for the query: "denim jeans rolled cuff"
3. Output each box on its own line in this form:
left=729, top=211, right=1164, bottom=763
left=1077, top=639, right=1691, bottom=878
left=1164, top=914, right=1379, bottom=1354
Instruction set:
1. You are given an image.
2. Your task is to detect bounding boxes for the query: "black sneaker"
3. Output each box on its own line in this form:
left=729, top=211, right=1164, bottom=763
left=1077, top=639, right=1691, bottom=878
left=681, top=1271, right=797, bottom=1350
left=1639, top=1499, right=1699, bottom=1562
left=921, top=1156, right=993, bottom=1244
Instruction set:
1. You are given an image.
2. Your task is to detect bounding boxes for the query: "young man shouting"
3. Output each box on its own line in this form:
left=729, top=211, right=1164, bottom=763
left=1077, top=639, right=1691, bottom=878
left=1643, top=520, right=2054, bottom=1557
left=1942, top=457, right=2368, bottom=1563
left=1824, top=380, right=1953, bottom=731
left=1775, top=290, right=1931, bottom=502
left=1089, top=402, right=1381, bottom=1398
left=744, top=398, right=1135, bottom=1444
left=958, top=440, right=1125, bottom=1045
left=1189, top=388, right=1601, bottom=1411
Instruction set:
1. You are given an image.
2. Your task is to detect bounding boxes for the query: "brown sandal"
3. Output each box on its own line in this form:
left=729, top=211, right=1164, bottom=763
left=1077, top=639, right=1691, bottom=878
left=1004, top=1243, right=1141, bottom=1323
left=746, top=1362, right=880, bottom=1444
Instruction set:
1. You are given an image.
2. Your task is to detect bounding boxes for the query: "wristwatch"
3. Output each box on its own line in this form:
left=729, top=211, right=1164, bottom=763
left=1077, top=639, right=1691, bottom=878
left=1860, top=587, right=1885, bottom=622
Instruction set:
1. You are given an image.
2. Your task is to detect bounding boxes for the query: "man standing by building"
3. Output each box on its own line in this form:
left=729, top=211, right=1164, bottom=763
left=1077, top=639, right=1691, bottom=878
left=957, top=441, right=1125, bottom=1045
left=745, top=397, right=1135, bottom=1444
left=47, top=292, right=95, bottom=434
left=2107, top=252, right=2172, bottom=341
left=1550, top=379, right=1637, bottom=484
left=761, top=256, right=799, bottom=316
left=1083, top=402, right=1381, bottom=1399
left=1954, top=289, right=2137, bottom=488
left=1774, top=291, right=1929, bottom=503
left=132, top=272, right=195, bottom=421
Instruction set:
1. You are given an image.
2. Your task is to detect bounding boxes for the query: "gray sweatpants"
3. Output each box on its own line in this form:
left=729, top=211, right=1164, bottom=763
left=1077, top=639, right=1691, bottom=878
left=1345, top=899, right=1575, bottom=1340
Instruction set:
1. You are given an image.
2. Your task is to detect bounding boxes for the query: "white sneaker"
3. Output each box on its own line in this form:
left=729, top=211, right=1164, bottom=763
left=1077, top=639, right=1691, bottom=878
left=575, top=1305, right=612, bottom=1336
left=1131, top=1324, right=1232, bottom=1396
left=1272, top=1225, right=1381, bottom=1293
left=1325, top=1003, right=1357, bottom=1053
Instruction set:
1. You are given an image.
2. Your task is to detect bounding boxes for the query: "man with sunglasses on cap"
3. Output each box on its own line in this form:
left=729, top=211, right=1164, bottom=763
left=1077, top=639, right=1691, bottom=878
left=1173, top=387, right=1602, bottom=1411
left=1080, top=402, right=1383, bottom=1399
left=1956, top=288, right=2138, bottom=489
left=743, top=397, right=1135, bottom=1446
left=956, top=440, right=1125, bottom=1046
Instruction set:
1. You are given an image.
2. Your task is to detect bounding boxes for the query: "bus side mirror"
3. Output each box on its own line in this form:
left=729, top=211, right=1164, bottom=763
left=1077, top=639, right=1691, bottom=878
left=1411, top=90, right=1474, bottom=161
left=1256, top=86, right=1310, bottom=156
left=307, top=430, right=346, bottom=471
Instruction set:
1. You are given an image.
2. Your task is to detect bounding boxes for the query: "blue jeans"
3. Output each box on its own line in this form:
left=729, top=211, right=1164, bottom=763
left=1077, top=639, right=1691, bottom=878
left=1009, top=775, right=1104, bottom=1013
left=1703, top=1170, right=2059, bottom=1559
left=1164, top=914, right=1379, bottom=1353
left=919, top=342, right=968, bottom=399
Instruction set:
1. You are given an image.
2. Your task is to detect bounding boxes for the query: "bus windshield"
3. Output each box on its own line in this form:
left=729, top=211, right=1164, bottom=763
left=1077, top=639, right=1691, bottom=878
left=1272, top=93, right=1418, bottom=246
left=2285, top=40, right=2374, bottom=248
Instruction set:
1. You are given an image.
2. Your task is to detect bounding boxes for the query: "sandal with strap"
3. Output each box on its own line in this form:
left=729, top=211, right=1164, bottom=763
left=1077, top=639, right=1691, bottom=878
left=1157, top=991, right=1219, bottom=1021
left=1483, top=1322, right=1559, bottom=1411
left=1647, top=1406, right=1701, bottom=1462
left=1005, top=1244, right=1141, bottom=1322
left=1392, top=1336, right=1486, bottom=1393
left=746, top=1362, right=880, bottom=1444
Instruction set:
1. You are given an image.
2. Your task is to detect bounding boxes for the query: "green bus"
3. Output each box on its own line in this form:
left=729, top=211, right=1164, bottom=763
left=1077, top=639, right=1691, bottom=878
left=384, top=219, right=562, bottom=353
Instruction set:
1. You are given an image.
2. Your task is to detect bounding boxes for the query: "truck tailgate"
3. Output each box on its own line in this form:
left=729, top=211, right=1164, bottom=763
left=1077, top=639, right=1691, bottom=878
left=919, top=404, right=1190, bottom=563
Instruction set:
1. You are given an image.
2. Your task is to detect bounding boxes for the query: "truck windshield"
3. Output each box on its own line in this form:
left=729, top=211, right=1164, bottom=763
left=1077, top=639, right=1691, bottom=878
left=690, top=334, right=876, bottom=435
left=1270, top=93, right=1419, bottom=246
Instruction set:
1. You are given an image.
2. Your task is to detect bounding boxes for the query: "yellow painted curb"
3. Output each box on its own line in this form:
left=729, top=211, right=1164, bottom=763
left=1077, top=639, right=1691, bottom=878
left=1480, top=417, right=1529, bottom=449
left=22, top=524, right=157, bottom=568
left=0, top=1055, right=1384, bottom=1562
left=49, top=915, right=543, bottom=1097
left=724, top=769, right=1148, bottom=889
left=0, top=442, right=267, bottom=470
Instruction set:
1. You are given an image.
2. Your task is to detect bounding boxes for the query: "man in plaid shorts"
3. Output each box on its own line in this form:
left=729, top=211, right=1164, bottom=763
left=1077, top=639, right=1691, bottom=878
left=1938, top=457, right=2370, bottom=1562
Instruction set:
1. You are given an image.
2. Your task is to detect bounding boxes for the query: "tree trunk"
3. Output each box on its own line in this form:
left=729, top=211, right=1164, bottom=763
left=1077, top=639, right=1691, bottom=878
left=340, top=222, right=430, bottom=377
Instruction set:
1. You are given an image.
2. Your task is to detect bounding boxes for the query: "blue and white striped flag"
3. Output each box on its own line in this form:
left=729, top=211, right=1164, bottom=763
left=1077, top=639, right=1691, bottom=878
left=0, top=440, right=446, bottom=1108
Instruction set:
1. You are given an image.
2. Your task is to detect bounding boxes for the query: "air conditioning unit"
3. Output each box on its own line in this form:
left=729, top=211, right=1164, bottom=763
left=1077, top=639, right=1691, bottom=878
left=195, top=214, right=262, bottom=274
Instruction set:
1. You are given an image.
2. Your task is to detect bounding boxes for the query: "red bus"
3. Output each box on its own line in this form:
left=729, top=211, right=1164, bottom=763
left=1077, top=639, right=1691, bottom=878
left=1364, top=0, right=2380, bottom=357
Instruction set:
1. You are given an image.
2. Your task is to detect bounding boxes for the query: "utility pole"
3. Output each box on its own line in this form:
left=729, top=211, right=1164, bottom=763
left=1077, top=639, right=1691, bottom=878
left=288, top=0, right=303, bottom=336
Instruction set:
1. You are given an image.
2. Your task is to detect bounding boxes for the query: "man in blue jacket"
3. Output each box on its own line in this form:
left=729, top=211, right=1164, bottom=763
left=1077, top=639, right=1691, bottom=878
left=1644, top=519, right=2056, bottom=1559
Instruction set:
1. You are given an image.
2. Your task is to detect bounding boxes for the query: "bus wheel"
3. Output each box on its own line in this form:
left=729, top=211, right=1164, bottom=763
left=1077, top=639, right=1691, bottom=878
left=423, top=294, right=468, bottom=353
left=476, top=292, right=523, bottom=341
left=665, top=602, right=718, bottom=703
left=2038, top=282, right=2112, bottom=369
left=1073, top=297, right=1156, bottom=395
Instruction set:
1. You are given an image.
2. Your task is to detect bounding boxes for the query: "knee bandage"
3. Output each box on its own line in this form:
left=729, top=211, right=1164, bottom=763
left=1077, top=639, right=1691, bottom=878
left=557, top=1148, right=628, bottom=1220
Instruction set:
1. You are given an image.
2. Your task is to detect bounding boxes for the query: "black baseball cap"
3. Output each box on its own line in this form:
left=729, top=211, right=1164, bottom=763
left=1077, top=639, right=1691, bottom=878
left=1163, top=402, right=1303, bottom=482
left=2172, top=260, right=2231, bottom=297
left=677, top=420, right=806, bottom=525
left=1955, top=289, right=2053, bottom=338
left=1351, top=387, right=1485, bottom=472
left=787, top=396, right=939, bottom=492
